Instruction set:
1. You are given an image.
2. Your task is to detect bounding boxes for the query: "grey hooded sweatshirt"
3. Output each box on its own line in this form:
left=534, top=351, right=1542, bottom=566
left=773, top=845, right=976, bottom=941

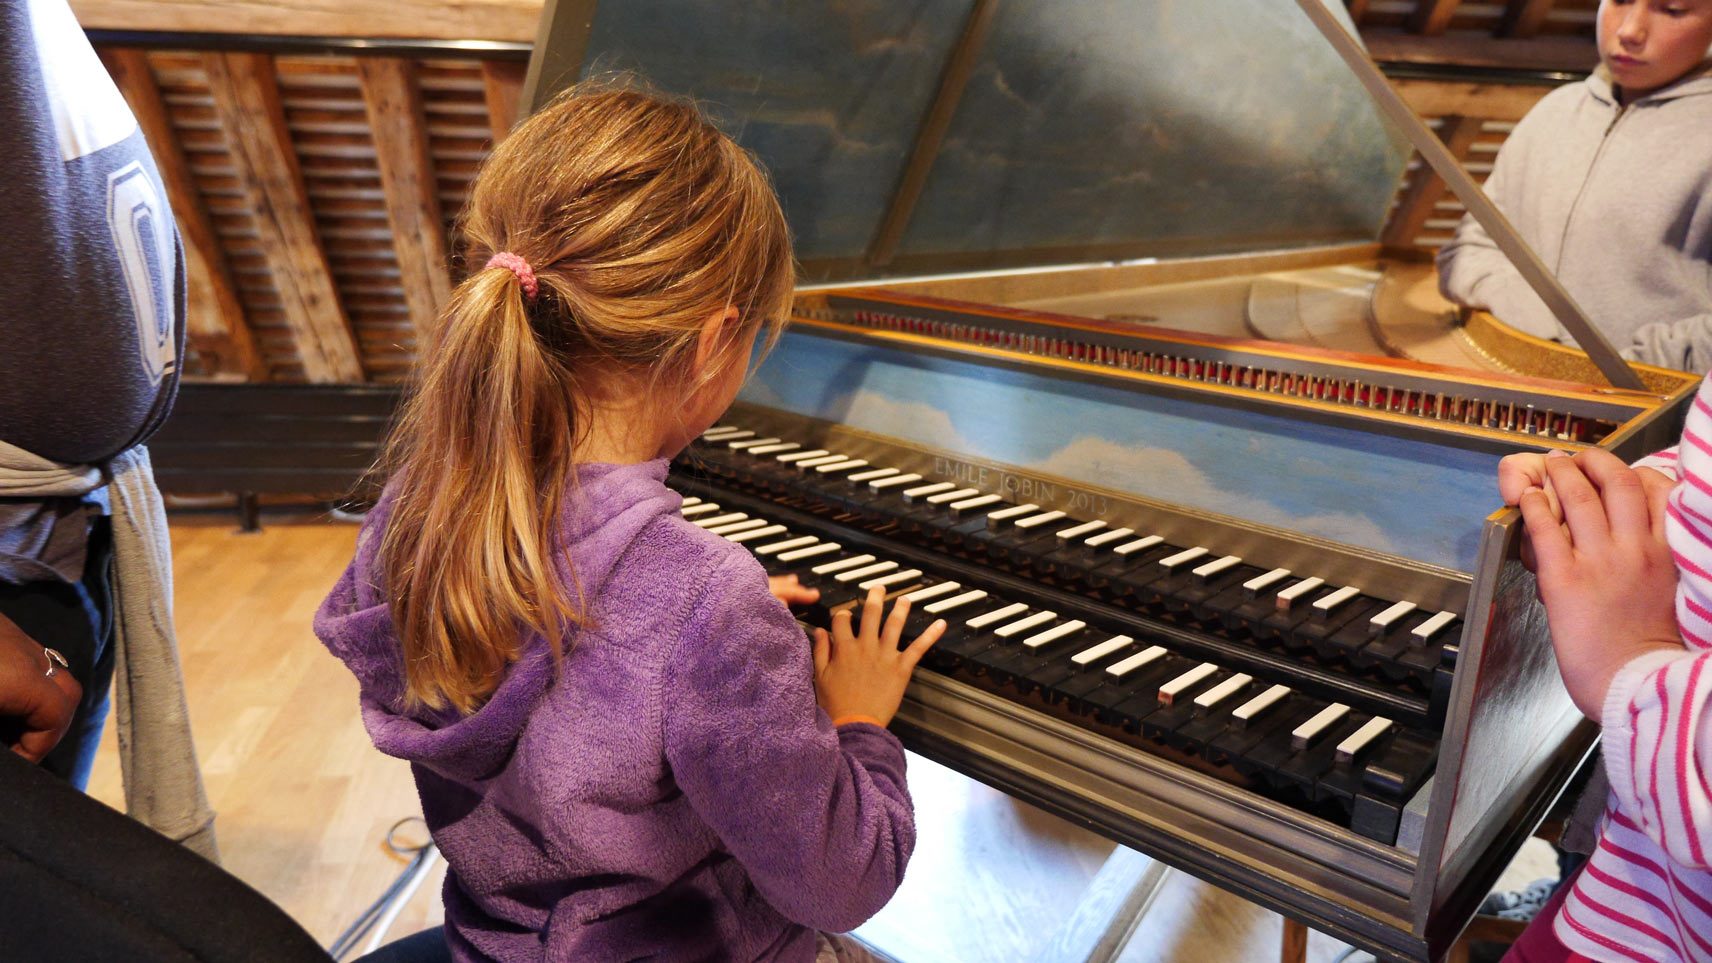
left=1437, top=64, right=1712, bottom=372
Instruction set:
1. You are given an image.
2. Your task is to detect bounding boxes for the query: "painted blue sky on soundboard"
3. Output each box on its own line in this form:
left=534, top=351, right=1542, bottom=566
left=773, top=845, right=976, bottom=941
left=740, top=332, right=1501, bottom=572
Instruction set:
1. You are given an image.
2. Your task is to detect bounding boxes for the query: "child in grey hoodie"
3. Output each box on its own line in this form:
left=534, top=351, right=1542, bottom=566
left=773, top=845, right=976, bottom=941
left=316, top=81, right=945, bottom=963
left=1437, top=0, right=1712, bottom=373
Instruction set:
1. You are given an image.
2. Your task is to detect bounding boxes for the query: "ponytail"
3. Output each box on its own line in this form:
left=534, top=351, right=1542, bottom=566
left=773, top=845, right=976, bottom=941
left=379, top=269, right=582, bottom=713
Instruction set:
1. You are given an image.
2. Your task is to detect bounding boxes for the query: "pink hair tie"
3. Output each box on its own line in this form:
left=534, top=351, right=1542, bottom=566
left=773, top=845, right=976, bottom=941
left=486, top=251, right=539, bottom=302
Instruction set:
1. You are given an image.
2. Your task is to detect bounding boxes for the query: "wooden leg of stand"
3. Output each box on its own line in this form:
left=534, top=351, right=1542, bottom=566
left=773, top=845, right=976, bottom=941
left=1281, top=918, right=1307, bottom=963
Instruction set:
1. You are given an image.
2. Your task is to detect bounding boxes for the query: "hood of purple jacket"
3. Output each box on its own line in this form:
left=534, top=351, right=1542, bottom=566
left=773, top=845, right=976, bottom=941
left=313, top=459, right=679, bottom=782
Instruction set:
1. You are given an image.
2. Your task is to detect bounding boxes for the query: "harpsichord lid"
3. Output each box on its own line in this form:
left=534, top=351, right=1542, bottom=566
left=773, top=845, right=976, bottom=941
left=523, top=0, right=1410, bottom=285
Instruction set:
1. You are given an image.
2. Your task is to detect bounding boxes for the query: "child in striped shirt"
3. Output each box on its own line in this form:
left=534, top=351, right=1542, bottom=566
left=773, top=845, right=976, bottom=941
left=1498, top=379, right=1712, bottom=961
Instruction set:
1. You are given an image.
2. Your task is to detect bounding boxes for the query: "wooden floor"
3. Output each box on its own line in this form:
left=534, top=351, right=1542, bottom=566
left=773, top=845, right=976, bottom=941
left=86, top=514, right=1550, bottom=961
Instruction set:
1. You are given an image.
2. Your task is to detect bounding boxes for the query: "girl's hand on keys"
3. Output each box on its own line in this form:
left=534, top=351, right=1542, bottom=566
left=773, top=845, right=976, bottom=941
left=811, top=586, right=945, bottom=728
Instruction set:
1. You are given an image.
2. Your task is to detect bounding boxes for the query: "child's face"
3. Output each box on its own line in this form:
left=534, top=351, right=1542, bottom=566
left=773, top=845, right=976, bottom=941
left=1598, top=0, right=1712, bottom=97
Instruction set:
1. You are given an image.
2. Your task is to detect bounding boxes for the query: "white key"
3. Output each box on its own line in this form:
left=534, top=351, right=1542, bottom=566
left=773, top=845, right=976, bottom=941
left=728, top=436, right=779, bottom=449
left=1192, top=554, right=1242, bottom=579
left=1193, top=672, right=1253, bottom=710
left=812, top=554, right=877, bottom=575
left=1159, top=662, right=1218, bottom=705
left=757, top=535, right=818, bottom=555
left=1072, top=635, right=1134, bottom=665
left=1232, top=684, right=1291, bottom=724
left=925, top=589, right=988, bottom=614
left=1369, top=600, right=1418, bottom=633
left=1335, top=717, right=1394, bottom=764
left=1106, top=645, right=1168, bottom=678
left=779, top=542, right=842, bottom=562
left=1056, top=519, right=1107, bottom=542
left=836, top=561, right=899, bottom=583
left=747, top=442, right=799, bottom=455
left=1083, top=527, right=1135, bottom=548
left=993, top=611, right=1058, bottom=638
left=869, top=473, right=924, bottom=490
left=708, top=429, right=754, bottom=442
left=967, top=602, right=1029, bottom=629
left=1291, top=703, right=1351, bottom=750
left=701, top=426, right=748, bottom=440
left=1312, top=585, right=1361, bottom=617
left=903, top=481, right=956, bottom=499
left=1023, top=619, right=1086, bottom=649
left=1412, top=610, right=1458, bottom=644
left=693, top=512, right=748, bottom=528
left=860, top=568, right=923, bottom=591
left=727, top=525, right=788, bottom=544
left=902, top=581, right=962, bottom=603
left=1113, top=535, right=1165, bottom=556
left=680, top=496, right=702, bottom=508
left=950, top=493, right=1003, bottom=513
left=986, top=503, right=1039, bottom=523
left=794, top=453, right=848, bottom=470
left=847, top=467, right=899, bottom=483
left=815, top=458, right=869, bottom=474
left=927, top=487, right=980, bottom=504
left=1276, top=576, right=1326, bottom=609
left=1159, top=546, right=1209, bottom=570
left=1014, top=510, right=1068, bottom=530
left=708, top=518, right=768, bottom=536
left=1243, top=567, right=1292, bottom=596
left=776, top=449, right=830, bottom=463
left=681, top=503, right=721, bottom=518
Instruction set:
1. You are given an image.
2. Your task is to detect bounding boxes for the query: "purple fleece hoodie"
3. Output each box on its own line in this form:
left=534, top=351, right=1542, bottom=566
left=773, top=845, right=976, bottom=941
left=314, top=460, right=915, bottom=962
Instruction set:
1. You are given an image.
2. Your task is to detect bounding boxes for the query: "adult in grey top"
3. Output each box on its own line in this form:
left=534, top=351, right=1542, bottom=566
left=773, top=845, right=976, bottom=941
left=1437, top=27, right=1712, bottom=372
left=0, top=0, right=185, bottom=785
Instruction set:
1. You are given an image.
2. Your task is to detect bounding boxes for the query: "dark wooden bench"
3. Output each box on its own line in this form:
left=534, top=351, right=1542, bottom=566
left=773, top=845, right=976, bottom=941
left=148, top=384, right=403, bottom=530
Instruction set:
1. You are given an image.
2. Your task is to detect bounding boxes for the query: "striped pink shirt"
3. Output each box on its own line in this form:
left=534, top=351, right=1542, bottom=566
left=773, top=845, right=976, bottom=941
left=1553, top=378, right=1712, bottom=962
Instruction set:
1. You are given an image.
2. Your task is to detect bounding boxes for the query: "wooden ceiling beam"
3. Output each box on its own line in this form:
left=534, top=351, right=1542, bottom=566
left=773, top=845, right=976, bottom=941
left=203, top=52, right=364, bottom=383
left=1406, top=0, right=1461, bottom=36
left=1387, top=77, right=1554, bottom=122
left=1382, top=114, right=1485, bottom=248
left=481, top=61, right=527, bottom=144
left=1362, top=28, right=1598, bottom=71
left=101, top=47, right=267, bottom=381
left=72, top=0, right=542, bottom=44
left=357, top=57, right=452, bottom=342
left=1499, top=0, right=1558, bottom=38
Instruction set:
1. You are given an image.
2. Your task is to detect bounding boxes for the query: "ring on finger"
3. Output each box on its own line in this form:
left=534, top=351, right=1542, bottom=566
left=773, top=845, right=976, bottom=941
left=42, top=647, right=69, bottom=679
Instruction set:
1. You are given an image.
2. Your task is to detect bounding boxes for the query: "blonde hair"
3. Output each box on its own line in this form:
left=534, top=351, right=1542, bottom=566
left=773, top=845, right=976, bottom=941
left=378, top=80, right=794, bottom=713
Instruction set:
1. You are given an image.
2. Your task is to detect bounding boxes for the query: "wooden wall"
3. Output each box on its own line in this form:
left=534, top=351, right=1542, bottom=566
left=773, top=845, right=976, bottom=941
left=76, top=0, right=1599, bottom=385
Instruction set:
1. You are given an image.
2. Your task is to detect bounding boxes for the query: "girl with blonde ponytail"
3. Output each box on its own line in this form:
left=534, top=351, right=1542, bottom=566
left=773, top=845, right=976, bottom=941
left=315, top=80, right=943, bottom=962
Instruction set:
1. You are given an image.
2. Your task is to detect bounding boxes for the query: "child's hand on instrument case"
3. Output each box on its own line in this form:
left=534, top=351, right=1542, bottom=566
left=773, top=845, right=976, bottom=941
left=811, top=586, right=945, bottom=728
left=1518, top=448, right=1684, bottom=720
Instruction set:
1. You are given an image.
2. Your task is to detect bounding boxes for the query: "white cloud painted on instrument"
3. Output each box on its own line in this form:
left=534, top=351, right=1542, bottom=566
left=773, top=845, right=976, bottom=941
left=1031, top=437, right=1400, bottom=555
left=747, top=382, right=1401, bottom=555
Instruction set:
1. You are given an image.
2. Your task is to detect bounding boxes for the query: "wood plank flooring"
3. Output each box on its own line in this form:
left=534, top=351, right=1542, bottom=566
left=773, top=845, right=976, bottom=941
left=83, top=514, right=1547, bottom=961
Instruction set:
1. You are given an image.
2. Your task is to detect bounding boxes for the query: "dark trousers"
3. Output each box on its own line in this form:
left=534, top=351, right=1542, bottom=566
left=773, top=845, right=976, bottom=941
left=0, top=515, right=115, bottom=788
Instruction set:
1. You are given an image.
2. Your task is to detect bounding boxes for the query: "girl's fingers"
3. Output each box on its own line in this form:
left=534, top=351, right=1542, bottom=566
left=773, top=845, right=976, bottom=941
left=813, top=628, right=830, bottom=675
left=1575, top=449, right=1650, bottom=538
left=831, top=608, right=856, bottom=647
left=880, top=596, right=911, bottom=650
left=1498, top=453, right=1547, bottom=506
left=1544, top=453, right=1608, bottom=546
left=1519, top=488, right=1573, bottom=575
left=901, top=619, right=946, bottom=669
left=1637, top=466, right=1676, bottom=538
left=858, top=586, right=885, bottom=643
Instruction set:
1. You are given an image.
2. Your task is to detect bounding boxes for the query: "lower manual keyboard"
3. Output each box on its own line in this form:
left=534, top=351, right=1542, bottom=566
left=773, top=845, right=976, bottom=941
left=673, top=453, right=1440, bottom=847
